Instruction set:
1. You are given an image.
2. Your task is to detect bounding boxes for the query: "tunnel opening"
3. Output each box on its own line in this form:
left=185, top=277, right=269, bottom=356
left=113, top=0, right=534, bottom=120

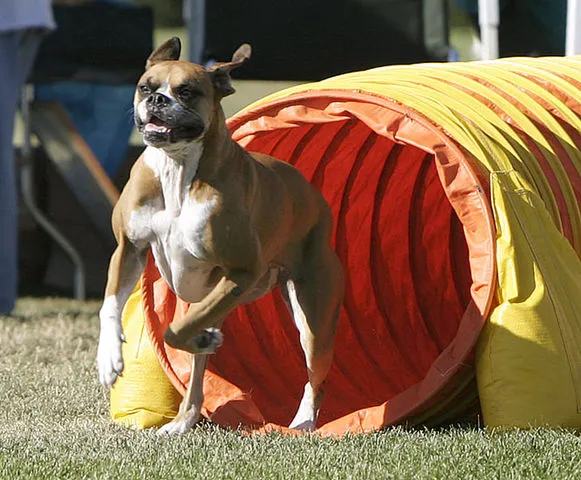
left=206, top=92, right=497, bottom=429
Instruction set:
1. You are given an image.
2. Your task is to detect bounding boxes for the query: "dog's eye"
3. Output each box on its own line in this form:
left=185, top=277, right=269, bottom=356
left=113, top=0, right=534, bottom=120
left=176, top=86, right=199, bottom=100
left=139, top=84, right=151, bottom=95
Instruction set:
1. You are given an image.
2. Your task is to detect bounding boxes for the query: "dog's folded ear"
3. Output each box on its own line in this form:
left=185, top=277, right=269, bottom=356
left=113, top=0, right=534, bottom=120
left=230, top=44, right=252, bottom=66
left=209, top=44, right=252, bottom=98
left=146, top=37, right=182, bottom=69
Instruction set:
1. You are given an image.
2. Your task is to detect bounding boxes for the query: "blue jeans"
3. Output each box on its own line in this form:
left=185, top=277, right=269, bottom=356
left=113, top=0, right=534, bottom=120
left=0, top=30, right=44, bottom=314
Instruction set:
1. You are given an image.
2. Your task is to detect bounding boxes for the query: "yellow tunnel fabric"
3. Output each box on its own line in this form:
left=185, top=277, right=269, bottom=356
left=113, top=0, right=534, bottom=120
left=478, top=170, right=581, bottom=427
left=233, top=56, right=581, bottom=428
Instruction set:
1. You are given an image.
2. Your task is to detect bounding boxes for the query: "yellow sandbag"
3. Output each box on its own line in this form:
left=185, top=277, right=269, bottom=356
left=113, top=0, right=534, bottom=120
left=110, top=283, right=182, bottom=428
left=476, top=171, right=581, bottom=428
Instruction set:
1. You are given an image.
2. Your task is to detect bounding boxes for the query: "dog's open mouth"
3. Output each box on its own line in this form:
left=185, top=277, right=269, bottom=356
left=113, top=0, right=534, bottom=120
left=144, top=115, right=172, bottom=134
left=137, top=110, right=205, bottom=146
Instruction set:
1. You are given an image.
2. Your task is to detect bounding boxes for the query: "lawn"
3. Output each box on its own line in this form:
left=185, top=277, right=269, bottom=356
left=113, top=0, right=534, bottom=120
left=1, top=298, right=580, bottom=480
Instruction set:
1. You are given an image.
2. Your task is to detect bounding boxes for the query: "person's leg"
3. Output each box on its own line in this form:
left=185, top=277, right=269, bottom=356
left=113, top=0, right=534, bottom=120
left=0, top=32, right=23, bottom=314
left=16, top=30, right=43, bottom=87
left=0, top=30, right=43, bottom=314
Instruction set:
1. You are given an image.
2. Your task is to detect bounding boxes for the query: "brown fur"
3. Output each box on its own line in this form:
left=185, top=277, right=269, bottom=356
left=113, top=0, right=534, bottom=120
left=98, top=38, right=344, bottom=433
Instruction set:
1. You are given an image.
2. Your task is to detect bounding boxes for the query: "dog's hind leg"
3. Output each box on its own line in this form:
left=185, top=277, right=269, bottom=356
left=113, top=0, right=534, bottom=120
left=157, top=353, right=208, bottom=435
left=282, top=219, right=344, bottom=431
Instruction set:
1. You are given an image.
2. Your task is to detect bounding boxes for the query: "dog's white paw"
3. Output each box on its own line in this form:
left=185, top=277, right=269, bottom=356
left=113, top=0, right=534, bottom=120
left=157, top=411, right=200, bottom=436
left=288, top=419, right=316, bottom=431
left=193, top=328, right=223, bottom=354
left=288, top=383, right=318, bottom=431
left=97, top=325, right=125, bottom=388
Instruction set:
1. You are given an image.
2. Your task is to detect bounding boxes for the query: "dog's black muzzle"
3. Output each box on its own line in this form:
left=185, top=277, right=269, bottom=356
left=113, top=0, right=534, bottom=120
left=136, top=94, right=205, bottom=146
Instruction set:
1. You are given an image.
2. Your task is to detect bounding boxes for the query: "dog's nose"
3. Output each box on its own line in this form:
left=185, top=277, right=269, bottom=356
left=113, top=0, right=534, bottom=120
left=147, top=92, right=170, bottom=107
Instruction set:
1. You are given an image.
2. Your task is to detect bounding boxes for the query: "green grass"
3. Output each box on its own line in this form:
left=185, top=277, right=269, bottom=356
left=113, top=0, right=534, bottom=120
left=1, top=298, right=581, bottom=479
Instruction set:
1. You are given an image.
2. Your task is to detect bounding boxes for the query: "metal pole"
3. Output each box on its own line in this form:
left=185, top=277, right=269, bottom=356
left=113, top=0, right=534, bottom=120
left=567, top=0, right=581, bottom=55
left=478, top=0, right=499, bottom=60
left=184, top=0, right=205, bottom=63
left=19, top=85, right=86, bottom=300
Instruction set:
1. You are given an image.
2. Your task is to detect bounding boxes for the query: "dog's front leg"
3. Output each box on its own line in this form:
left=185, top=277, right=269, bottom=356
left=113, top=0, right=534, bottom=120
left=165, top=215, right=265, bottom=352
left=97, top=239, right=145, bottom=387
left=164, top=269, right=260, bottom=353
left=157, top=353, right=209, bottom=435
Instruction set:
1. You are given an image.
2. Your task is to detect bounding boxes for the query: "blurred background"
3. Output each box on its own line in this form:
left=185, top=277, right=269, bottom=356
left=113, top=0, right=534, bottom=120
left=11, top=0, right=568, bottom=299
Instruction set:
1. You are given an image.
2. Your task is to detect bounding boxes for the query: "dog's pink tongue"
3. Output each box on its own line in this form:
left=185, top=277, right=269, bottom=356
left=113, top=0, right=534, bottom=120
left=145, top=123, right=171, bottom=133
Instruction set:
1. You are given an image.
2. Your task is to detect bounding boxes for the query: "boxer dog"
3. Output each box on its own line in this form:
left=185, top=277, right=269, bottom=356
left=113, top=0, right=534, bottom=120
left=97, top=37, right=344, bottom=435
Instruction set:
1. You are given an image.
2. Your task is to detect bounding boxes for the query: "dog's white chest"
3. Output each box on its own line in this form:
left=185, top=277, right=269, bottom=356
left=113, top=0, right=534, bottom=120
left=149, top=194, right=217, bottom=260
left=128, top=147, right=217, bottom=302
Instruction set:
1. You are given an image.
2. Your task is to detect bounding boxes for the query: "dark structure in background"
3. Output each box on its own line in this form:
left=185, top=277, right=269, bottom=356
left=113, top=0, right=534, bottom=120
left=21, top=0, right=449, bottom=297
left=32, top=2, right=153, bottom=85
left=204, top=0, right=450, bottom=81
left=453, top=0, right=566, bottom=57
left=19, top=2, right=153, bottom=296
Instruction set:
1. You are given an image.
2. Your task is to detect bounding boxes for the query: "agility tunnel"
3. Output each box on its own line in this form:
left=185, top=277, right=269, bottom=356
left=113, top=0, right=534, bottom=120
left=111, top=55, right=581, bottom=435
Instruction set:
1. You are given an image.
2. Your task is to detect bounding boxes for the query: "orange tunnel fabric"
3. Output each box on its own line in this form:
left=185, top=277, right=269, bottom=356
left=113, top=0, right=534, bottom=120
left=141, top=57, right=581, bottom=435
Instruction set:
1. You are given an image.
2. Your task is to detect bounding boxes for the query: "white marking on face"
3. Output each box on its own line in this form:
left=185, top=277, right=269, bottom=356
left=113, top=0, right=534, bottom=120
left=136, top=76, right=178, bottom=136
left=156, top=76, right=176, bottom=100
left=136, top=99, right=148, bottom=125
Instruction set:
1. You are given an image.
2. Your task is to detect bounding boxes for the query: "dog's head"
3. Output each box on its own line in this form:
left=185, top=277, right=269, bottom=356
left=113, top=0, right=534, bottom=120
left=134, top=37, right=251, bottom=148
